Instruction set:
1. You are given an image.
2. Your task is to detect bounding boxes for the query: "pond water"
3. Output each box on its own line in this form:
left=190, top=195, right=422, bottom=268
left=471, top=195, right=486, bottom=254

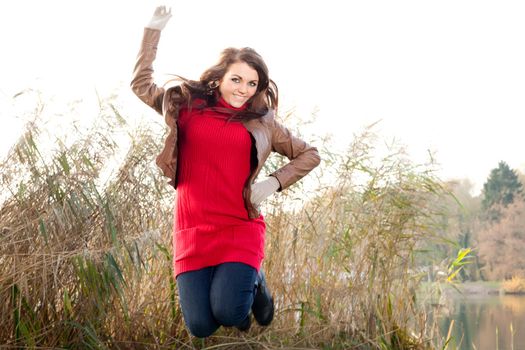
left=435, top=293, right=525, bottom=350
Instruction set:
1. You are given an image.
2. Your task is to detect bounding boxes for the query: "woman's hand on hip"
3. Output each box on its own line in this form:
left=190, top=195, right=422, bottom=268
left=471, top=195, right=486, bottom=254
left=250, top=177, right=280, bottom=207
left=146, top=5, right=172, bottom=31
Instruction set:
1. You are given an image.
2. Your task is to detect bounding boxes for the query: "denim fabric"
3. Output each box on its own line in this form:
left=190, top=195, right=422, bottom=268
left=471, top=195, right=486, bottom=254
left=176, top=262, right=257, bottom=338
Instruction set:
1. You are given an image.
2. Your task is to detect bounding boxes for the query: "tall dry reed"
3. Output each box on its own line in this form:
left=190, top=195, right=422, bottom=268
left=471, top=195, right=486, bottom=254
left=1, top=95, right=446, bottom=349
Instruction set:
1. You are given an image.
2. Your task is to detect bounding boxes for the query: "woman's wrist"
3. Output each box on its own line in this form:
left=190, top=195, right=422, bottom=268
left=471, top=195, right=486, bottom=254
left=265, top=176, right=280, bottom=193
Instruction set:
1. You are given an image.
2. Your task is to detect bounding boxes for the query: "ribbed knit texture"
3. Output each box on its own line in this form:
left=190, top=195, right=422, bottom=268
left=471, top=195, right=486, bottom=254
left=173, top=98, right=266, bottom=276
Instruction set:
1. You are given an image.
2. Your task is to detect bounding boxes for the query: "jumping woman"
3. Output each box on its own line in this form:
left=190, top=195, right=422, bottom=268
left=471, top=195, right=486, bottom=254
left=131, top=5, right=321, bottom=338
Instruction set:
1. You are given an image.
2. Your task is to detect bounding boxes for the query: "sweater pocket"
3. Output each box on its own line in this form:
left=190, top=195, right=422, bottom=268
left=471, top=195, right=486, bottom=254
left=173, top=227, right=236, bottom=263
left=232, top=224, right=266, bottom=260
left=173, top=227, right=199, bottom=262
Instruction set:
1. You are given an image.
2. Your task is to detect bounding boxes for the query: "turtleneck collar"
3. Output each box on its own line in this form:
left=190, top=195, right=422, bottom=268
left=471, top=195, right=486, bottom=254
left=217, top=96, right=248, bottom=111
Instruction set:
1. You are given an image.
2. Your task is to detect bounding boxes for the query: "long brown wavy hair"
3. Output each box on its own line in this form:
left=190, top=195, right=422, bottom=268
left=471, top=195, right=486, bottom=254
left=166, top=47, right=278, bottom=120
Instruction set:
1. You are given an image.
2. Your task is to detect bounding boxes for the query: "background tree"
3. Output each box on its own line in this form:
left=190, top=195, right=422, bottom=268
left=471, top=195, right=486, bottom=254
left=482, top=161, right=522, bottom=210
left=477, top=199, right=525, bottom=280
left=415, top=179, right=482, bottom=281
left=481, top=161, right=522, bottom=221
left=448, top=179, right=482, bottom=280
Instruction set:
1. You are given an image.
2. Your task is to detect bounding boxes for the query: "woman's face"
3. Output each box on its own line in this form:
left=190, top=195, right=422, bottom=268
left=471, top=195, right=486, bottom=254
left=218, top=61, right=259, bottom=108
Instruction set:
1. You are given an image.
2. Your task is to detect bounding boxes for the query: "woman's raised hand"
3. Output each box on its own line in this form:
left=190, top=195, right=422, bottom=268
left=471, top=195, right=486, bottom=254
left=146, top=5, right=172, bottom=31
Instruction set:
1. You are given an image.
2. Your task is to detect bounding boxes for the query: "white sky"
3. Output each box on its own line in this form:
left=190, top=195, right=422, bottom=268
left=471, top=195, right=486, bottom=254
left=1, top=0, right=525, bottom=195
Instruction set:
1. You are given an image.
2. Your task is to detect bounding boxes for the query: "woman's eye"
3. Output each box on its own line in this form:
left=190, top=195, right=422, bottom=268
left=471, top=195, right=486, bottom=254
left=249, top=82, right=258, bottom=87
left=231, top=78, right=240, bottom=83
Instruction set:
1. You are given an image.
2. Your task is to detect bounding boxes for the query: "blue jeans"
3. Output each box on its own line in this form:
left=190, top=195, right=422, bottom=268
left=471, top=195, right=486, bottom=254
left=176, top=262, right=257, bottom=338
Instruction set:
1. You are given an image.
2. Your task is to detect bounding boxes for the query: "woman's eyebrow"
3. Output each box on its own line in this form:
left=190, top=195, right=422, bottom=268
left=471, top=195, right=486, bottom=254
left=231, top=74, right=258, bottom=82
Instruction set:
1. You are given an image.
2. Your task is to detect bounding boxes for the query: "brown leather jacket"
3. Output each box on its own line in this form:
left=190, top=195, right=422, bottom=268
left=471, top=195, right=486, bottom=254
left=131, top=28, right=321, bottom=219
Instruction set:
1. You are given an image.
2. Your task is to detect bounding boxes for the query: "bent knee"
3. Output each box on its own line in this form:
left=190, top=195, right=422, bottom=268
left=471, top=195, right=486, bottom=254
left=186, top=320, right=218, bottom=338
left=213, top=305, right=250, bottom=327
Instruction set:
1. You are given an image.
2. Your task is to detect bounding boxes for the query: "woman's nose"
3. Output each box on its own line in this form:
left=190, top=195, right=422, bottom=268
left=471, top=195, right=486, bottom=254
left=237, top=84, right=248, bottom=94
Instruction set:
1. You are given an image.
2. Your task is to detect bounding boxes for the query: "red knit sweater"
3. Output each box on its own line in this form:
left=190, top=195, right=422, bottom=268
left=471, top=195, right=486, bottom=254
left=172, top=97, right=266, bottom=276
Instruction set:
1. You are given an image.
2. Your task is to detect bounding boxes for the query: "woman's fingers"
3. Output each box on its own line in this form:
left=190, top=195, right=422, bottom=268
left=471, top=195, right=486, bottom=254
left=154, top=5, right=171, bottom=16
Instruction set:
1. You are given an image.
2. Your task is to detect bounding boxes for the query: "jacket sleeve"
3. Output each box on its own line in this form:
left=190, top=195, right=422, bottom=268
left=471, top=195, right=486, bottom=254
left=130, top=28, right=165, bottom=115
left=269, top=119, right=321, bottom=191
